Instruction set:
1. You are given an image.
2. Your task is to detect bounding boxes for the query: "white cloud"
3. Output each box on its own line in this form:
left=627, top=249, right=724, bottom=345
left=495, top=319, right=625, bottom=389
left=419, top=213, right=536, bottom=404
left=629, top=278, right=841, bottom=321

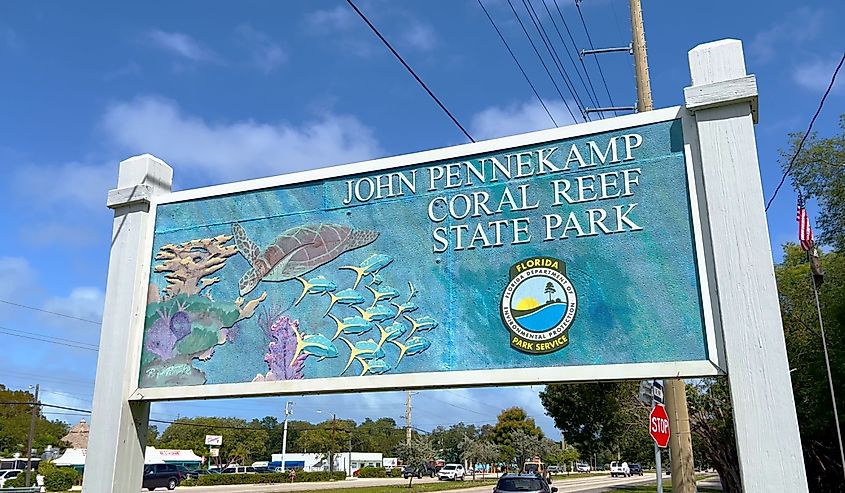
left=402, top=22, right=437, bottom=51
left=235, top=24, right=287, bottom=73
left=470, top=99, right=579, bottom=141
left=305, top=5, right=356, bottom=31
left=0, top=257, right=39, bottom=306
left=100, top=96, right=384, bottom=183
left=792, top=54, right=844, bottom=93
left=145, top=29, right=217, bottom=62
left=42, top=287, right=105, bottom=326
left=748, top=8, right=824, bottom=64
left=14, top=161, right=116, bottom=210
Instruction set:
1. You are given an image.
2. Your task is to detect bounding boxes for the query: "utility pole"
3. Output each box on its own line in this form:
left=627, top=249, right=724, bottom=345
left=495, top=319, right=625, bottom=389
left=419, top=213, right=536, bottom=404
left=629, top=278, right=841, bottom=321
left=629, top=2, right=694, bottom=491
left=405, top=390, right=413, bottom=446
left=25, top=384, right=39, bottom=487
left=281, top=401, right=292, bottom=472
left=330, top=413, right=337, bottom=473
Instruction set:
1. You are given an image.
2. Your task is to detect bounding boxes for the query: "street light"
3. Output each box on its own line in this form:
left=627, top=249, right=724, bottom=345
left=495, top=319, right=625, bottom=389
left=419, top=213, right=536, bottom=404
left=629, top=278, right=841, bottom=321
left=315, top=410, right=338, bottom=473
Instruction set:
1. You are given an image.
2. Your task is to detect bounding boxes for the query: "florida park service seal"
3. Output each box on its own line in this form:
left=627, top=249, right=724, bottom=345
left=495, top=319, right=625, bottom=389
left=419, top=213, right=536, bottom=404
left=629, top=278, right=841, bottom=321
left=500, top=257, right=577, bottom=354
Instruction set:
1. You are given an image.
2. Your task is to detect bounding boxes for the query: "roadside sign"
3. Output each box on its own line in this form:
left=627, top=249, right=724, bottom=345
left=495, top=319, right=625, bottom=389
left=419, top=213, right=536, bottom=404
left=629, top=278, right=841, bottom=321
left=204, top=435, right=222, bottom=446
left=649, top=403, right=671, bottom=448
left=652, top=380, right=664, bottom=405
left=209, top=448, right=219, bottom=457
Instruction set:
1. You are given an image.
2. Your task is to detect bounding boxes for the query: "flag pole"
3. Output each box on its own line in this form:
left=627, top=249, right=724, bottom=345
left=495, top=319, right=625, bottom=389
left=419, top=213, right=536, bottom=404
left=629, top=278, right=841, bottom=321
left=805, top=248, right=845, bottom=482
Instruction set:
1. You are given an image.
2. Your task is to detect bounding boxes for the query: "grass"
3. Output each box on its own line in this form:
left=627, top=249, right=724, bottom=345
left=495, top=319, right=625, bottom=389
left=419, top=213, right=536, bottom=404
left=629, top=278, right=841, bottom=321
left=267, top=480, right=497, bottom=493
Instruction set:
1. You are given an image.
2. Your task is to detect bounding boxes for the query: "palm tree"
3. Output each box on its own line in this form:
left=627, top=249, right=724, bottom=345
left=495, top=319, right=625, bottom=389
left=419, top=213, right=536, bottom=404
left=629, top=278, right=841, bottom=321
left=544, top=282, right=556, bottom=302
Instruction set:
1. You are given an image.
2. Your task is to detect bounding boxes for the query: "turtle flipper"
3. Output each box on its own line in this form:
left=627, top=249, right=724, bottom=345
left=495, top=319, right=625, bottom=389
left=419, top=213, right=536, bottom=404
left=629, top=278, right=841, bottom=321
left=233, top=223, right=261, bottom=266
left=238, top=268, right=259, bottom=296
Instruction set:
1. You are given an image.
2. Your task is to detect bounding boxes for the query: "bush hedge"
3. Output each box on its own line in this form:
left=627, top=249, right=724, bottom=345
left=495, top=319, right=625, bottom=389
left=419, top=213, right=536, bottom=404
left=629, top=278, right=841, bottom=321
left=390, top=468, right=403, bottom=478
left=357, top=467, right=387, bottom=478
left=183, top=470, right=346, bottom=486
left=3, top=463, right=79, bottom=491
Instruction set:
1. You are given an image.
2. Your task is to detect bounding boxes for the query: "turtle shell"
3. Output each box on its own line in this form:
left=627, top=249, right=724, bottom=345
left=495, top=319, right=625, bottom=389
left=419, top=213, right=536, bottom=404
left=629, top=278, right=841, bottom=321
left=259, top=224, right=378, bottom=281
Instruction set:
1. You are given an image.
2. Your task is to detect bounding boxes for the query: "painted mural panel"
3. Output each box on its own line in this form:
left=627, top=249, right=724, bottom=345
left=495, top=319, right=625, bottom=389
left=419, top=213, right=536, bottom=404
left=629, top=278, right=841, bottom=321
left=139, top=118, right=708, bottom=388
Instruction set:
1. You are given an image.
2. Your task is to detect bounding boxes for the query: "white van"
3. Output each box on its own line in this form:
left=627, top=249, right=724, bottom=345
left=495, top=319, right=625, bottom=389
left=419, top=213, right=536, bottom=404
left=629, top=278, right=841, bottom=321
left=610, top=461, right=630, bottom=478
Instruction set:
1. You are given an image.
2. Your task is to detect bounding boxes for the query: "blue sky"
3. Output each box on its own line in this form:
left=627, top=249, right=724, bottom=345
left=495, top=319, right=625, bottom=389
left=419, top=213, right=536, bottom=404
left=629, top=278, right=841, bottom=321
left=0, top=0, right=842, bottom=440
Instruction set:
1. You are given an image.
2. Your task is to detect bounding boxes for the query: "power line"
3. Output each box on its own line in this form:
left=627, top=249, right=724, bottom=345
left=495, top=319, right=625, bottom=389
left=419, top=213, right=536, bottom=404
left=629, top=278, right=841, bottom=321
left=574, top=0, right=617, bottom=115
left=765, top=52, right=844, bottom=212
left=344, top=0, right=475, bottom=143
left=521, top=0, right=589, bottom=119
left=476, top=0, right=558, bottom=127
left=0, top=325, right=98, bottom=351
left=0, top=298, right=101, bottom=325
left=548, top=0, right=602, bottom=112
left=505, top=0, right=578, bottom=122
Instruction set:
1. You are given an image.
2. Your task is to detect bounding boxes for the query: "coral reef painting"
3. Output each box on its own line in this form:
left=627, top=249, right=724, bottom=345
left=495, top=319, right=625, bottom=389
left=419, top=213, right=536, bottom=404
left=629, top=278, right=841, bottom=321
left=140, top=120, right=711, bottom=389
left=140, top=235, right=266, bottom=387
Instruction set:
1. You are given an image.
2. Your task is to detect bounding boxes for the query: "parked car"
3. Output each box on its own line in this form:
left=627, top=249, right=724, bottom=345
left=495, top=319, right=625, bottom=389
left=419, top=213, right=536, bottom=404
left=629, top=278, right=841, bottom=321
left=403, top=465, right=435, bottom=479
left=222, top=465, right=257, bottom=474
left=493, top=474, right=558, bottom=493
left=437, top=463, right=465, bottom=481
left=142, top=463, right=181, bottom=491
left=186, top=468, right=220, bottom=480
left=628, top=463, right=643, bottom=476
left=546, top=466, right=561, bottom=474
left=574, top=463, right=591, bottom=473
left=0, top=469, right=22, bottom=487
left=609, top=461, right=630, bottom=478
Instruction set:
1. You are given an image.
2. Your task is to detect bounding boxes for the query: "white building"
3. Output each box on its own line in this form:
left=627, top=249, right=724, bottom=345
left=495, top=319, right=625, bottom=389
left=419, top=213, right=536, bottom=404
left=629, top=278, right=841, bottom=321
left=270, top=452, right=384, bottom=476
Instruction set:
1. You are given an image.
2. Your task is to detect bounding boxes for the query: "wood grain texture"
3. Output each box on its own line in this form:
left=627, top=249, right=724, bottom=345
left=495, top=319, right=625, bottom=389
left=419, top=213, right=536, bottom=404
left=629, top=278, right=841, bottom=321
left=684, top=75, right=758, bottom=123
left=686, top=39, right=808, bottom=492
left=83, top=155, right=172, bottom=493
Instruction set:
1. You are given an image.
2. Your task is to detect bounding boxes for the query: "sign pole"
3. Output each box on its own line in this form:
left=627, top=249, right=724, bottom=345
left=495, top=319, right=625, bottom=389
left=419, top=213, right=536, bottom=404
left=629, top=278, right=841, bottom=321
left=654, top=444, right=662, bottom=493
left=83, top=155, right=173, bottom=493
left=684, top=39, right=808, bottom=491
left=652, top=380, right=664, bottom=493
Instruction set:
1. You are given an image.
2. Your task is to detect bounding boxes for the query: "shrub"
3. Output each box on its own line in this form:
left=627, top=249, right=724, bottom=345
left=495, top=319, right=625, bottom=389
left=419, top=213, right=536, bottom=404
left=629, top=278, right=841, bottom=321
left=191, top=470, right=346, bottom=486
left=390, top=468, right=403, bottom=478
left=357, top=467, right=387, bottom=478
left=4, top=463, right=79, bottom=491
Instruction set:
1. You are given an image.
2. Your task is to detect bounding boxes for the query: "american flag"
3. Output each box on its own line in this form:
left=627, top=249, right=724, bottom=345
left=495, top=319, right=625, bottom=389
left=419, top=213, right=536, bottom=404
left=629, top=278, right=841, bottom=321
left=797, top=196, right=814, bottom=251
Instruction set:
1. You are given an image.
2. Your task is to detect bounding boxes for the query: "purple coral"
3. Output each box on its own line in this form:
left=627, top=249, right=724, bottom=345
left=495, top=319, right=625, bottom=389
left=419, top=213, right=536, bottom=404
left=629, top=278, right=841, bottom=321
left=263, top=316, right=305, bottom=381
left=146, top=316, right=177, bottom=360
left=169, top=311, right=192, bottom=341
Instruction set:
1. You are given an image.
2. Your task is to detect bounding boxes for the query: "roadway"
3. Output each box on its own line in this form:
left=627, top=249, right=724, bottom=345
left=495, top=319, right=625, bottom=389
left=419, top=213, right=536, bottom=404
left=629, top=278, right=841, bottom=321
left=174, top=473, right=719, bottom=493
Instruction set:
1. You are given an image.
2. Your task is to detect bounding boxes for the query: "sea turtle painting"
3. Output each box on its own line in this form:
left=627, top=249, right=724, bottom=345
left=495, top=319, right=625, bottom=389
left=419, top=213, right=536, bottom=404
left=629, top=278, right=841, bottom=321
left=233, top=223, right=379, bottom=296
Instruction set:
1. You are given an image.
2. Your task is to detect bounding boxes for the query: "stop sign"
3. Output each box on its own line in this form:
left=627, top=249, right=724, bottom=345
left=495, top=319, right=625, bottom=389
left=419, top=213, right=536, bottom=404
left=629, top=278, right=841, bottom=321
left=649, top=403, right=671, bottom=448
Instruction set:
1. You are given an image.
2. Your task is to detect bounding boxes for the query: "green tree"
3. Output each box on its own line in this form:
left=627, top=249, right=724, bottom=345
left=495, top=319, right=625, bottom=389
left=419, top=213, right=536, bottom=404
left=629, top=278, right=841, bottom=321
left=354, top=418, right=405, bottom=454
left=782, top=114, right=845, bottom=250
left=396, top=436, right=435, bottom=487
left=430, top=422, right=479, bottom=463
left=0, top=385, right=69, bottom=456
left=777, top=245, right=845, bottom=491
left=540, top=382, right=649, bottom=463
left=492, top=407, right=543, bottom=465
left=686, top=378, right=740, bottom=493
left=155, top=416, right=268, bottom=467
left=298, top=419, right=353, bottom=472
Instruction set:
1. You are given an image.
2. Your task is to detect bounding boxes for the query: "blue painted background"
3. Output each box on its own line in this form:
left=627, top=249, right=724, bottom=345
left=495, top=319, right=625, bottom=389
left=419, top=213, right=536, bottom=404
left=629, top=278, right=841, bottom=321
left=140, top=119, right=708, bottom=388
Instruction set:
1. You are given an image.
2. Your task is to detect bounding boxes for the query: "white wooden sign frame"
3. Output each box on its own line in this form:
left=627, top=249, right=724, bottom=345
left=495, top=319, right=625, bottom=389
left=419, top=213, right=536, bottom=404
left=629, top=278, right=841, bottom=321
left=83, top=39, right=808, bottom=492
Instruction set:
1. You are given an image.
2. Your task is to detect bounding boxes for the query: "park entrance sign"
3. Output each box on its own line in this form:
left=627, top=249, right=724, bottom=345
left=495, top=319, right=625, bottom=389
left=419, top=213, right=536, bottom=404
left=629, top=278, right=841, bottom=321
left=84, top=39, right=808, bottom=493
left=132, top=106, right=720, bottom=400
